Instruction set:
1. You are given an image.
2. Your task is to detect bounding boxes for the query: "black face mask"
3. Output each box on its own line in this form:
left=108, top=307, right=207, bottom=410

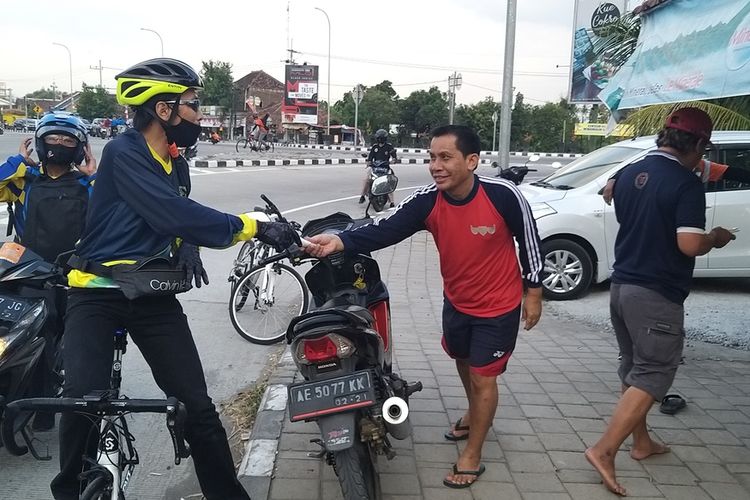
left=166, top=119, right=202, bottom=148
left=45, top=144, right=77, bottom=166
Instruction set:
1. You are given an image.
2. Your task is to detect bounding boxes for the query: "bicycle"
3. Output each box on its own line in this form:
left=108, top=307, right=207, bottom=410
left=228, top=195, right=310, bottom=345
left=1, top=328, right=190, bottom=500
left=235, top=135, right=274, bottom=154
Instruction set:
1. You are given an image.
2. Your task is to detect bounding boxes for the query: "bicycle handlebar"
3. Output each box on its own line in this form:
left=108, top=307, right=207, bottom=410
left=1, top=396, right=190, bottom=464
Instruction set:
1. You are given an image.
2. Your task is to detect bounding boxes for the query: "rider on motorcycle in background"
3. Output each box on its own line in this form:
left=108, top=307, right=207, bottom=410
left=359, top=128, right=397, bottom=207
left=0, top=113, right=97, bottom=430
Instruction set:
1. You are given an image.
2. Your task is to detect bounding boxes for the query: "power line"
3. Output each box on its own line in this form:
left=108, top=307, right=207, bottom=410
left=296, top=51, right=567, bottom=77
left=328, top=79, right=444, bottom=88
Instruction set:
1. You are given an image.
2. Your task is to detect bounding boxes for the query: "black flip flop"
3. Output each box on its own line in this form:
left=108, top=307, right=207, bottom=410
left=444, top=416, right=470, bottom=441
left=659, top=394, right=686, bottom=415
left=443, top=463, right=486, bottom=489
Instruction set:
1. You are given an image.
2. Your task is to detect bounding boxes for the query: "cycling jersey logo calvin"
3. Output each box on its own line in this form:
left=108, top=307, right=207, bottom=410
left=470, top=225, right=496, bottom=236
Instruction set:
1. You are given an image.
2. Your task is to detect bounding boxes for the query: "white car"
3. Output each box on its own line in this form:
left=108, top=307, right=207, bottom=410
left=519, top=131, right=750, bottom=300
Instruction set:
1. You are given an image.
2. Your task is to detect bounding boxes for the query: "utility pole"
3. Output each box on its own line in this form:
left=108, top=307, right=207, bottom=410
left=497, top=0, right=517, bottom=170
left=353, top=84, right=363, bottom=146
left=448, top=72, right=462, bottom=125
left=90, top=60, right=103, bottom=87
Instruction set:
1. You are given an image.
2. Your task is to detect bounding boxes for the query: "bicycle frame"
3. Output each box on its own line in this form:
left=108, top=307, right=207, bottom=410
left=1, top=328, right=190, bottom=499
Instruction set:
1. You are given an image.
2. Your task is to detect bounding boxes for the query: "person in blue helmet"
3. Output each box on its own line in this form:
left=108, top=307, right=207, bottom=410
left=0, top=112, right=97, bottom=430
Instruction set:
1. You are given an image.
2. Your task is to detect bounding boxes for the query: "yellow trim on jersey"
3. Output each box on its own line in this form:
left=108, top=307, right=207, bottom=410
left=232, top=214, right=259, bottom=245
left=147, top=143, right=172, bottom=174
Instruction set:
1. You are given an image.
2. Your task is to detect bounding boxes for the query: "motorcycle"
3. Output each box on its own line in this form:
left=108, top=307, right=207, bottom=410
left=493, top=153, right=540, bottom=185
left=0, top=242, right=64, bottom=459
left=362, top=155, right=398, bottom=215
left=275, top=213, right=422, bottom=500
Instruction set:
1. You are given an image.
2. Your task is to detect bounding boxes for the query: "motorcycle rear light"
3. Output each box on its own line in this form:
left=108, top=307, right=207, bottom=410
left=295, top=334, right=355, bottom=365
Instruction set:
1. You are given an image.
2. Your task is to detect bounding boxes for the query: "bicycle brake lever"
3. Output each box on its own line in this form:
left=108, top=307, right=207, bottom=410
left=165, top=398, right=191, bottom=465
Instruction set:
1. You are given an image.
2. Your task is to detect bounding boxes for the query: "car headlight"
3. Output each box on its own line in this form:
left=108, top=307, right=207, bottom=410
left=530, top=202, right=556, bottom=220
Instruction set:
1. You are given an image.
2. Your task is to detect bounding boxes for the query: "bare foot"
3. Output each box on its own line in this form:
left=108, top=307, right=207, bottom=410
left=585, top=447, right=627, bottom=496
left=630, top=440, right=670, bottom=460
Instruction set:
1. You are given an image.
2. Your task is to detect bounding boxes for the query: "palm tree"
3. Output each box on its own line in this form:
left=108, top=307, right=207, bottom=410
left=593, top=12, right=750, bottom=134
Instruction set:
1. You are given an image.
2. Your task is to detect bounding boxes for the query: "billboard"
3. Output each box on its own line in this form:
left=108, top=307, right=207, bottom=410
left=569, top=1, right=627, bottom=103
left=599, top=0, right=750, bottom=111
left=282, top=64, right=319, bottom=125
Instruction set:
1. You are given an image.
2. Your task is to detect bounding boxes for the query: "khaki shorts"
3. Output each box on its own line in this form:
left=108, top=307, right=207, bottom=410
left=610, top=283, right=685, bottom=401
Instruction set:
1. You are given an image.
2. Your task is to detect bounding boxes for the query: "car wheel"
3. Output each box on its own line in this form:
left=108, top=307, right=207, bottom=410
left=540, top=239, right=593, bottom=300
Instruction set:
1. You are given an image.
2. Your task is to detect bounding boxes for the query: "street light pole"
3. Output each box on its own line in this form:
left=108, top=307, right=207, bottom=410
left=140, top=28, right=164, bottom=57
left=52, top=42, right=73, bottom=96
left=314, top=7, right=331, bottom=138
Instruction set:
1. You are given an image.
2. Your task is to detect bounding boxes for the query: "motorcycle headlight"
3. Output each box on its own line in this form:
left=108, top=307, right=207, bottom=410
left=0, top=301, right=47, bottom=359
left=530, top=202, right=556, bottom=220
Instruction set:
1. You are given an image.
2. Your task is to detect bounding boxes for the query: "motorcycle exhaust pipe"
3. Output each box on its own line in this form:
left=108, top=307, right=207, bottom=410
left=382, top=396, right=411, bottom=440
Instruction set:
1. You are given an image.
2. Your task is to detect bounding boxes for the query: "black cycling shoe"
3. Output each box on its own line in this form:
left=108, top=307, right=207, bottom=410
left=358, top=196, right=366, bottom=204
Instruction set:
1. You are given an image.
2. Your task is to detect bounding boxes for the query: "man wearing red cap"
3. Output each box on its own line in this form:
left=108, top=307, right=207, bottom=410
left=602, top=109, right=750, bottom=204
left=585, top=107, right=736, bottom=496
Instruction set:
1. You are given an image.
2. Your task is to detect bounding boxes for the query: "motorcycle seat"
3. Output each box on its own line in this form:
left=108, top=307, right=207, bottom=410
left=287, top=305, right=374, bottom=341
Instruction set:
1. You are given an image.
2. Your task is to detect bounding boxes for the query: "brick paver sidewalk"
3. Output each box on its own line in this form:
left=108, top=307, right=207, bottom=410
left=257, top=233, right=750, bottom=500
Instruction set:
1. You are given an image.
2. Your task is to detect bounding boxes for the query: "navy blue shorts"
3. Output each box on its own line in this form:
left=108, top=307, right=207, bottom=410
left=441, top=299, right=520, bottom=376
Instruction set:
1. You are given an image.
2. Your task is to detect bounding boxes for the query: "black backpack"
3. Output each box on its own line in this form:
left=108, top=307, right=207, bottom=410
left=10, top=172, right=91, bottom=263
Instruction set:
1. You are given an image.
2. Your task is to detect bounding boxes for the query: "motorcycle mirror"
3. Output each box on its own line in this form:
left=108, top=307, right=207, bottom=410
left=551, top=161, right=563, bottom=169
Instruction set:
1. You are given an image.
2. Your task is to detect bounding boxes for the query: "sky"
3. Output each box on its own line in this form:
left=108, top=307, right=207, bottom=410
left=0, top=0, right=635, bottom=106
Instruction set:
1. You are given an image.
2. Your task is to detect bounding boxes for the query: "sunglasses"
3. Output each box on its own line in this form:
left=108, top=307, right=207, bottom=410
left=165, top=98, right=201, bottom=112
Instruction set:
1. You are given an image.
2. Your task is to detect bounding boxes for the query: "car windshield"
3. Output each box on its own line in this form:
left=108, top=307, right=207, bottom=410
left=537, top=145, right=646, bottom=189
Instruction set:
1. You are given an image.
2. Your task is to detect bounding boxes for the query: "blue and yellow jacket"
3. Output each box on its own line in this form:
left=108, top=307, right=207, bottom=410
left=0, top=154, right=94, bottom=237
left=69, top=128, right=258, bottom=287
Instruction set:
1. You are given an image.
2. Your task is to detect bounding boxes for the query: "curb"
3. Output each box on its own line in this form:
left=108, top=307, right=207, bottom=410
left=277, top=143, right=584, bottom=158
left=237, top=349, right=297, bottom=500
left=191, top=158, right=498, bottom=168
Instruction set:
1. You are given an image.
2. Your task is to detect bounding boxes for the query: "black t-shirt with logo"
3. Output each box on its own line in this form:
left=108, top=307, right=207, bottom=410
left=367, top=142, right=397, bottom=164
left=611, top=151, right=706, bottom=304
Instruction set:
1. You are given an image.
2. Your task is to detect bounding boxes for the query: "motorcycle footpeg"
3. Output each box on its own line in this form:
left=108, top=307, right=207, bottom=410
left=405, top=381, right=423, bottom=397
left=308, top=438, right=326, bottom=459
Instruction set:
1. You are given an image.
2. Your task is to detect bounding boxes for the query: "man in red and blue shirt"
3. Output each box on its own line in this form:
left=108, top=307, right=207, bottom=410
left=305, top=125, right=543, bottom=489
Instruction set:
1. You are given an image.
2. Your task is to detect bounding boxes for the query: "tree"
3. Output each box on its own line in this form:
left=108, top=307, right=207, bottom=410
left=358, top=89, right=399, bottom=135
left=76, top=84, right=117, bottom=120
left=25, top=87, right=58, bottom=99
left=200, top=60, right=233, bottom=109
left=455, top=97, right=501, bottom=151
left=526, top=99, right=578, bottom=152
left=331, top=89, right=357, bottom=126
left=400, top=87, right=448, bottom=140
left=510, top=93, right=532, bottom=151
left=370, top=80, right=398, bottom=99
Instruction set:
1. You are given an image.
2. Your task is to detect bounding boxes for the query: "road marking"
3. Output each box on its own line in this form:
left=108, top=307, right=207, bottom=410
left=282, top=185, right=422, bottom=215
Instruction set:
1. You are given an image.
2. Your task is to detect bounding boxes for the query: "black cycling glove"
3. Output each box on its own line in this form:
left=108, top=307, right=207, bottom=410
left=255, top=221, right=301, bottom=252
left=175, top=243, right=209, bottom=288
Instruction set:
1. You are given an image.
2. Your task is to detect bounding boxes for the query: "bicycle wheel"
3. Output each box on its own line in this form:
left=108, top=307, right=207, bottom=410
left=229, top=263, right=309, bottom=344
left=80, top=474, right=114, bottom=500
left=235, top=138, right=248, bottom=153
left=264, top=141, right=274, bottom=153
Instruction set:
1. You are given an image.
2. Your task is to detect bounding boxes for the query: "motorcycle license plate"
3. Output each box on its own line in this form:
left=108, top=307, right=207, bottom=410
left=0, top=295, right=31, bottom=322
left=288, top=371, right=376, bottom=422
